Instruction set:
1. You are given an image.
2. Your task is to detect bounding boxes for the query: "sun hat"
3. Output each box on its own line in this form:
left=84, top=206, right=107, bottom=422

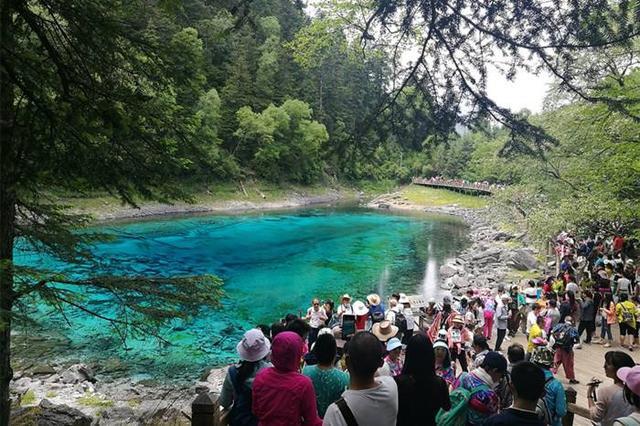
left=481, top=351, right=507, bottom=373
left=617, top=366, right=640, bottom=396
left=236, top=329, right=271, bottom=362
left=433, top=339, right=449, bottom=350
left=398, top=293, right=410, bottom=304
left=318, top=327, right=333, bottom=337
left=452, top=314, right=465, bottom=325
left=386, top=337, right=402, bottom=352
left=367, top=293, right=381, bottom=306
left=341, top=294, right=352, bottom=301
left=353, top=300, right=369, bottom=316
left=428, top=297, right=436, bottom=304
left=371, top=320, right=399, bottom=342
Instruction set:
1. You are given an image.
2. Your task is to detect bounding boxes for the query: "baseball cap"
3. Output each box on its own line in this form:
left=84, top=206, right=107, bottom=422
left=481, top=351, right=508, bottom=373
left=617, top=366, right=640, bottom=397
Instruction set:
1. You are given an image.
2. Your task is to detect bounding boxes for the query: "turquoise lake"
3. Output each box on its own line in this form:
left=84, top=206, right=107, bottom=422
left=15, top=207, right=467, bottom=382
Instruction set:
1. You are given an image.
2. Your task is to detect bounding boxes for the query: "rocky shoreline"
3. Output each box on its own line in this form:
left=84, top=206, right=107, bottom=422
left=11, top=189, right=543, bottom=425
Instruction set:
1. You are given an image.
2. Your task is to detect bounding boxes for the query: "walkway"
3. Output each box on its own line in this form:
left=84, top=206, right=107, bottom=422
left=411, top=177, right=495, bottom=195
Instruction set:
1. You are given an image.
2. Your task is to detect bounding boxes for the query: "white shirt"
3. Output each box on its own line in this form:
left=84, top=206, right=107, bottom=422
left=526, top=311, right=538, bottom=334
left=306, top=306, right=327, bottom=328
left=403, top=307, right=414, bottom=330
left=323, top=376, right=398, bottom=426
left=524, top=287, right=538, bottom=304
left=337, top=303, right=353, bottom=316
left=385, top=307, right=399, bottom=323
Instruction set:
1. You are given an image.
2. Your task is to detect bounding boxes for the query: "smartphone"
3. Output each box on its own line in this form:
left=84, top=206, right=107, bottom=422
left=341, top=314, right=356, bottom=340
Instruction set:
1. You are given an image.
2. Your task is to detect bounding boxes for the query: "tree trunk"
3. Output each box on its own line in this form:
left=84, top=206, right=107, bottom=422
left=0, top=1, right=16, bottom=424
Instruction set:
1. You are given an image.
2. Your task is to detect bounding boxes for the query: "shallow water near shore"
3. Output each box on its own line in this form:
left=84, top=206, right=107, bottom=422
left=14, top=206, right=467, bottom=382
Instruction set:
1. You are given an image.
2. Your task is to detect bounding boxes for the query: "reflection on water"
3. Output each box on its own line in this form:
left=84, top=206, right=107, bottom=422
left=14, top=207, right=467, bottom=381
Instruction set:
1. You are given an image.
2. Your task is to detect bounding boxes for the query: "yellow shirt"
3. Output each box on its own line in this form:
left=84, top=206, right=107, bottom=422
left=616, top=301, right=637, bottom=327
left=528, top=323, right=543, bottom=353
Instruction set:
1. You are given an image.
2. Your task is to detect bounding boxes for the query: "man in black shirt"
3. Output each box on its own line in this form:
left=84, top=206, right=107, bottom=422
left=485, top=361, right=545, bottom=426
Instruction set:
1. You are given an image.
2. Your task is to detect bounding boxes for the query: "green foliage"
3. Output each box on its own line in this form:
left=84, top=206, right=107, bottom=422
left=77, top=393, right=114, bottom=408
left=234, top=100, right=328, bottom=183
left=20, top=390, right=36, bottom=406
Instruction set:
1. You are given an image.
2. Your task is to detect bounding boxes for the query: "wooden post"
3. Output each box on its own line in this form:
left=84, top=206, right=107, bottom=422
left=192, top=392, right=218, bottom=426
left=563, top=387, right=577, bottom=426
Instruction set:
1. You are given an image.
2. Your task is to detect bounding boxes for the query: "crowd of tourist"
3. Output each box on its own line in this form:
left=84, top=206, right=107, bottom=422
left=217, top=233, right=640, bottom=426
left=419, top=176, right=505, bottom=191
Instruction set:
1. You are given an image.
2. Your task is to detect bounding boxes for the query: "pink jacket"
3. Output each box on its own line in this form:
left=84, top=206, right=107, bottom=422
left=252, top=332, right=322, bottom=426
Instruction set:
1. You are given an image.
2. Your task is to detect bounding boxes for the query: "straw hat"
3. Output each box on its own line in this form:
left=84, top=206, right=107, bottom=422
left=366, top=293, right=381, bottom=306
left=372, top=320, right=399, bottom=342
left=341, top=294, right=352, bottom=301
left=352, top=300, right=369, bottom=316
left=236, top=329, right=271, bottom=362
left=452, top=314, right=465, bottom=325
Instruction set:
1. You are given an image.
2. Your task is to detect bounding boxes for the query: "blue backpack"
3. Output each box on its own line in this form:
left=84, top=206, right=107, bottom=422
left=227, top=366, right=258, bottom=426
left=370, top=304, right=385, bottom=323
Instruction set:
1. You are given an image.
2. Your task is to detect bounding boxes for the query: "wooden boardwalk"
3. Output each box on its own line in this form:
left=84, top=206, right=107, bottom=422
left=411, top=177, right=494, bottom=195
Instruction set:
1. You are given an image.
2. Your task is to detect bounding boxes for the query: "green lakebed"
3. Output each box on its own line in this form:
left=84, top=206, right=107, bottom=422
left=14, top=206, right=467, bottom=382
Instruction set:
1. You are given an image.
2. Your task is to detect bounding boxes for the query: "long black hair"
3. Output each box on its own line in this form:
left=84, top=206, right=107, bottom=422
left=401, top=333, right=436, bottom=383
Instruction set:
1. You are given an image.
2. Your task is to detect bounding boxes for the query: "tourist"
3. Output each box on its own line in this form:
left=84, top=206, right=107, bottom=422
left=378, top=337, right=403, bottom=377
left=471, top=335, right=490, bottom=369
left=483, top=299, right=495, bottom=340
left=422, top=297, right=439, bottom=326
left=287, top=318, right=311, bottom=354
left=372, top=320, right=399, bottom=343
left=323, top=332, right=398, bottom=426
left=614, top=365, right=640, bottom=425
left=434, top=338, right=456, bottom=387
left=495, top=295, right=510, bottom=351
left=530, top=344, right=567, bottom=426
left=561, top=290, right=581, bottom=327
left=448, top=314, right=472, bottom=372
left=494, top=343, right=525, bottom=411
left=526, top=304, right=542, bottom=337
left=220, top=329, right=272, bottom=425
left=252, top=331, right=322, bottom=426
left=544, top=299, right=562, bottom=332
left=508, top=286, right=524, bottom=337
left=270, top=322, right=285, bottom=340
left=323, top=300, right=335, bottom=327
left=616, top=293, right=638, bottom=351
left=465, top=298, right=478, bottom=331
left=484, top=361, right=546, bottom=426
left=578, top=290, right=596, bottom=345
left=451, top=351, right=506, bottom=424
left=527, top=316, right=546, bottom=357
left=587, top=351, right=636, bottom=426
left=395, top=333, right=451, bottom=426
left=306, top=298, right=328, bottom=346
left=352, top=300, right=369, bottom=331
left=302, top=334, right=349, bottom=417
left=385, top=297, right=400, bottom=323
left=336, top=294, right=353, bottom=318
left=525, top=280, right=538, bottom=306
left=599, top=292, right=617, bottom=347
left=398, top=293, right=415, bottom=344
left=366, top=293, right=385, bottom=324
left=551, top=316, right=580, bottom=384
left=474, top=297, right=485, bottom=335
left=615, top=264, right=632, bottom=297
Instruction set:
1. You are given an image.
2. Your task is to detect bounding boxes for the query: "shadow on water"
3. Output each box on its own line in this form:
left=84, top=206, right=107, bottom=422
left=13, top=205, right=468, bottom=382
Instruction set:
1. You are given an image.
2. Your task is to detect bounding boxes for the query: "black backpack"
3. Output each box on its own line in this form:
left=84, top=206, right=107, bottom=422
left=228, top=366, right=258, bottom=426
left=395, top=310, right=408, bottom=332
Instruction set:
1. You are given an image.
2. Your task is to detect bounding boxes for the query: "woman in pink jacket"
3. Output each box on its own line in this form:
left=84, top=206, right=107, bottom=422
left=252, top=331, right=322, bottom=426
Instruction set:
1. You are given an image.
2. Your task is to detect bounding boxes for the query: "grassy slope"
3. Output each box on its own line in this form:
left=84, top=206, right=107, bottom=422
left=399, top=185, right=489, bottom=209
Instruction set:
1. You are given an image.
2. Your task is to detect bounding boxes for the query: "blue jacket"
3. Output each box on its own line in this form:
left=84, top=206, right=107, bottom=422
left=543, top=369, right=567, bottom=426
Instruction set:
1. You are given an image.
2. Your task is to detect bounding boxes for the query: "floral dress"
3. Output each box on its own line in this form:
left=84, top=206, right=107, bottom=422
left=436, top=364, right=456, bottom=387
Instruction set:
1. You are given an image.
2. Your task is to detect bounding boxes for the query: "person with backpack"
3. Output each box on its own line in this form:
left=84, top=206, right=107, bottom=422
left=252, top=331, right=322, bottom=426
left=220, top=329, right=272, bottom=426
left=587, top=351, right=636, bottom=426
left=323, top=332, right=398, bottom=426
left=443, top=351, right=506, bottom=425
left=616, top=293, right=638, bottom=351
left=614, top=365, right=640, bottom=426
left=484, top=361, right=546, bottom=426
left=530, top=344, right=567, bottom=426
left=366, top=293, right=385, bottom=325
left=395, top=333, right=451, bottom=426
left=398, top=293, right=415, bottom=344
left=551, top=316, right=580, bottom=384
